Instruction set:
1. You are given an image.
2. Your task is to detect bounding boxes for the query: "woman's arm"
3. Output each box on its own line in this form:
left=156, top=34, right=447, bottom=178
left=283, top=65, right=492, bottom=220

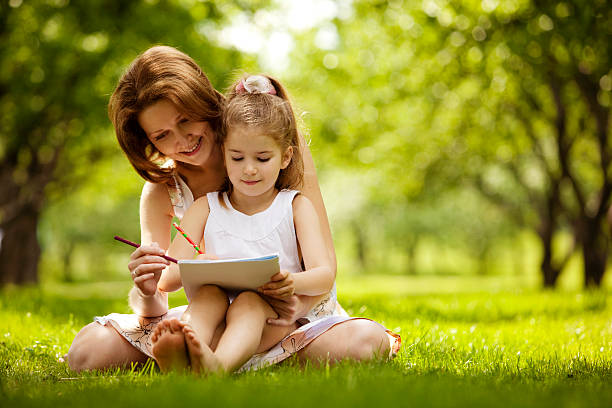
left=127, top=181, right=175, bottom=317
left=158, top=197, right=210, bottom=292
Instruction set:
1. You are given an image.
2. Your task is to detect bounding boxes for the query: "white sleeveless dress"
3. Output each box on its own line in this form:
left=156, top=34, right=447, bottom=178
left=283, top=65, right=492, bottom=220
left=95, top=175, right=400, bottom=372
left=203, top=190, right=337, bottom=323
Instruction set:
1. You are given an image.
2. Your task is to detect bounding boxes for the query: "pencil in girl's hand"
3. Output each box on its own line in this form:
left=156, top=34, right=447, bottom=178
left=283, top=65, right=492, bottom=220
left=113, top=235, right=178, bottom=264
left=172, top=222, right=204, bottom=254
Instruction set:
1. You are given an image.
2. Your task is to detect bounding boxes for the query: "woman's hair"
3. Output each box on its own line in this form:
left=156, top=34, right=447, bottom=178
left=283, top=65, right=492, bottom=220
left=222, top=74, right=303, bottom=191
left=108, top=45, right=225, bottom=184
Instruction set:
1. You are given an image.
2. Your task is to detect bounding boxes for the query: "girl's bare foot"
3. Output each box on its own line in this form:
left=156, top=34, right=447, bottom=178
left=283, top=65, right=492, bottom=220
left=183, top=324, right=224, bottom=375
left=151, top=319, right=189, bottom=373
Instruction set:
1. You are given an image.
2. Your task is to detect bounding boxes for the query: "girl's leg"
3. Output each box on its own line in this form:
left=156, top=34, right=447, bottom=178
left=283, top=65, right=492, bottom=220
left=181, top=284, right=229, bottom=345
left=152, top=285, right=229, bottom=372
left=150, top=319, right=190, bottom=373
left=67, top=322, right=148, bottom=372
left=256, top=319, right=299, bottom=353
left=296, top=319, right=391, bottom=365
left=187, top=291, right=278, bottom=373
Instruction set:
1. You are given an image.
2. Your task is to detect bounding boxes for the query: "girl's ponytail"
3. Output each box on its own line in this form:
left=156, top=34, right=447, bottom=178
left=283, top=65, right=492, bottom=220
left=223, top=74, right=304, bottom=191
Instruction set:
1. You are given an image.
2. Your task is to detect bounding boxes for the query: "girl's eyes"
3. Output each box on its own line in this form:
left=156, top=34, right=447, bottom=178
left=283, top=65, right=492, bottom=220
left=230, top=157, right=270, bottom=162
left=155, top=132, right=168, bottom=141
left=179, top=118, right=189, bottom=124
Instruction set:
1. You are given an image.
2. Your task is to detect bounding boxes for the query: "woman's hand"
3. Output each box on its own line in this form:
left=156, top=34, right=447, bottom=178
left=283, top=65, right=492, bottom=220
left=264, top=293, right=328, bottom=326
left=263, top=295, right=300, bottom=326
left=258, top=270, right=294, bottom=299
left=127, top=242, right=169, bottom=297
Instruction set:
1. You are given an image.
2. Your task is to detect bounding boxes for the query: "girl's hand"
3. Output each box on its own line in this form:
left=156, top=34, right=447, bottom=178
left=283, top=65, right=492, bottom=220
left=258, top=270, right=294, bottom=299
left=195, top=253, right=219, bottom=261
left=128, top=242, right=169, bottom=297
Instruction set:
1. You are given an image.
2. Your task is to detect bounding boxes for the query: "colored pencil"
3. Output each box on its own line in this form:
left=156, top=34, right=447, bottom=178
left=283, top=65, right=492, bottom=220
left=113, top=235, right=178, bottom=264
left=172, top=222, right=204, bottom=254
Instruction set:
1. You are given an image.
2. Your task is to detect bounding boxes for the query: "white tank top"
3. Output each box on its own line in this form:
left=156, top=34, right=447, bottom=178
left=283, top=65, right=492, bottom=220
left=166, top=181, right=338, bottom=323
left=203, top=190, right=302, bottom=274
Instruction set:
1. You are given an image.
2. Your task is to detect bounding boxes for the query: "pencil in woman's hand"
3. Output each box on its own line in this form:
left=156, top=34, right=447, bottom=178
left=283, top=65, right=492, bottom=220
left=113, top=235, right=178, bottom=264
left=172, top=222, right=204, bottom=254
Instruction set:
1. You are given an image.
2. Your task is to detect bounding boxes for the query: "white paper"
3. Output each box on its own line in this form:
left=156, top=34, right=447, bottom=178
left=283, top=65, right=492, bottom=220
left=179, top=254, right=280, bottom=300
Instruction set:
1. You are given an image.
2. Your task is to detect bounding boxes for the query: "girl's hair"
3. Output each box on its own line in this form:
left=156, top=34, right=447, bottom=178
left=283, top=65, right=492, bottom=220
left=108, top=45, right=225, bottom=184
left=222, top=74, right=304, bottom=191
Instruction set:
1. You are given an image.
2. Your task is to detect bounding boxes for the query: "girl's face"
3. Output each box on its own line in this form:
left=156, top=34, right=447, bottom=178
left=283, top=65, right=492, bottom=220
left=224, top=126, right=292, bottom=199
left=138, top=99, right=216, bottom=167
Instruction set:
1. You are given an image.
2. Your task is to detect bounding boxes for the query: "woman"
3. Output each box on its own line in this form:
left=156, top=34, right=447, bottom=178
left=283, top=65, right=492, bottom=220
left=66, top=46, right=400, bottom=372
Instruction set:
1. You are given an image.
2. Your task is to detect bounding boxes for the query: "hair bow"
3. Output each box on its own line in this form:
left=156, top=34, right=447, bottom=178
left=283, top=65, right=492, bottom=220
left=236, top=75, right=277, bottom=95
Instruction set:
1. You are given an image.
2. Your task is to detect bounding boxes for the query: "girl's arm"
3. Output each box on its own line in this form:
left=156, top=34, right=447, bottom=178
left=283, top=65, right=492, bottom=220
left=260, top=195, right=334, bottom=297
left=264, top=141, right=335, bottom=323
left=292, top=194, right=334, bottom=295
left=300, top=142, right=337, bottom=278
left=128, top=181, right=174, bottom=317
left=157, top=196, right=211, bottom=292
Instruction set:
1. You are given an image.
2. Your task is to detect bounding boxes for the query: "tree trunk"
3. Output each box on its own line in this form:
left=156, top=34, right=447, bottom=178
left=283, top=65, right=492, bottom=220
left=581, top=219, right=608, bottom=287
left=352, top=221, right=367, bottom=271
left=62, top=240, right=76, bottom=283
left=0, top=206, right=41, bottom=285
left=405, top=236, right=418, bottom=275
left=538, top=219, right=562, bottom=287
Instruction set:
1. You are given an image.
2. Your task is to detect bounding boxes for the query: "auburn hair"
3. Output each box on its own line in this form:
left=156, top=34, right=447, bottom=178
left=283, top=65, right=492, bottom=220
left=221, top=74, right=304, bottom=192
left=108, top=45, right=225, bottom=184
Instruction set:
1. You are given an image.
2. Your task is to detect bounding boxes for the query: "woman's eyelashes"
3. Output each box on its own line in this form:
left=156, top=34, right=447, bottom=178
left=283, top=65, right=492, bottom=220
left=153, top=118, right=189, bottom=141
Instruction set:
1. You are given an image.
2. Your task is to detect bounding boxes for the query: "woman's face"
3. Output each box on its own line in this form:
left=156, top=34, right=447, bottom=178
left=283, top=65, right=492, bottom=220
left=138, top=99, right=216, bottom=167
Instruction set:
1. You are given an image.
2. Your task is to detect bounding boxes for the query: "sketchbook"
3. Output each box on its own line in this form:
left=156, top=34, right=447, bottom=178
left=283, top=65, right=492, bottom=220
left=179, top=254, right=280, bottom=300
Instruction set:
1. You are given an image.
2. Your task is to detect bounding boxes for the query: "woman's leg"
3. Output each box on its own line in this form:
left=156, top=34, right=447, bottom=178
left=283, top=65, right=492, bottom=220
left=296, top=319, right=391, bottom=365
left=66, top=322, right=148, bottom=372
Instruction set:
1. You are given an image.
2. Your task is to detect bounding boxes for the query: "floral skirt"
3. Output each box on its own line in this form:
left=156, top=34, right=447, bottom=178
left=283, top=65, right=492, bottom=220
left=95, top=302, right=401, bottom=372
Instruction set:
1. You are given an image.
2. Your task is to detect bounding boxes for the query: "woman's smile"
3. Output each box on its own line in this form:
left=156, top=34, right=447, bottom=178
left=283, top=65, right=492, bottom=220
left=181, top=137, right=202, bottom=156
left=138, top=99, right=216, bottom=167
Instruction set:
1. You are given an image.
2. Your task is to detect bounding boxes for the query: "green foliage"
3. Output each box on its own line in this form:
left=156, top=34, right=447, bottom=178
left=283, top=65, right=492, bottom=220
left=0, top=0, right=256, bottom=282
left=277, top=0, right=612, bottom=283
left=1, top=0, right=609, bottom=285
left=1, top=279, right=611, bottom=407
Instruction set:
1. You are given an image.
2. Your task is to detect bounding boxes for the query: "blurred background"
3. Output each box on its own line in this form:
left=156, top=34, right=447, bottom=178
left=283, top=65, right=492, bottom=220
left=1, top=0, right=611, bottom=293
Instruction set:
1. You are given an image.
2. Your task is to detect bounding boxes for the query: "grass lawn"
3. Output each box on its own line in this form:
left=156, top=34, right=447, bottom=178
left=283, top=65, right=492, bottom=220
left=1, top=275, right=611, bottom=407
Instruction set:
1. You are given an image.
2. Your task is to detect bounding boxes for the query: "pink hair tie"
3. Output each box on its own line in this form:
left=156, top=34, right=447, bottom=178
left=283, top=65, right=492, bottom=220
left=238, top=75, right=277, bottom=95
left=235, top=80, right=246, bottom=94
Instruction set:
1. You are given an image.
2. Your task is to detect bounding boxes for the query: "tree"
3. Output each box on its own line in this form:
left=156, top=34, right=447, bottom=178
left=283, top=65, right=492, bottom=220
left=284, top=0, right=610, bottom=287
left=426, top=0, right=612, bottom=286
left=0, top=0, right=246, bottom=285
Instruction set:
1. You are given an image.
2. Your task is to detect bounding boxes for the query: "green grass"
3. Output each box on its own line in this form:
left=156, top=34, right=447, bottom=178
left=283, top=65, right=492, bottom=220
left=1, top=275, right=611, bottom=407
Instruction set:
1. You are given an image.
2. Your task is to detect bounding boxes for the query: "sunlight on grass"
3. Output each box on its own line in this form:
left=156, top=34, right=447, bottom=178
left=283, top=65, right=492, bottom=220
left=1, top=277, right=611, bottom=407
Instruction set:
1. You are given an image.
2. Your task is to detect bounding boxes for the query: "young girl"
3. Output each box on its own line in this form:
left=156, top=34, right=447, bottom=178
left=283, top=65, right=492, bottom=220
left=156, top=74, right=338, bottom=374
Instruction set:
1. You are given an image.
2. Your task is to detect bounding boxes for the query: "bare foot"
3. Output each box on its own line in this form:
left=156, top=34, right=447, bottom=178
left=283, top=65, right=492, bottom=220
left=183, top=324, right=224, bottom=375
left=151, top=318, right=189, bottom=373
